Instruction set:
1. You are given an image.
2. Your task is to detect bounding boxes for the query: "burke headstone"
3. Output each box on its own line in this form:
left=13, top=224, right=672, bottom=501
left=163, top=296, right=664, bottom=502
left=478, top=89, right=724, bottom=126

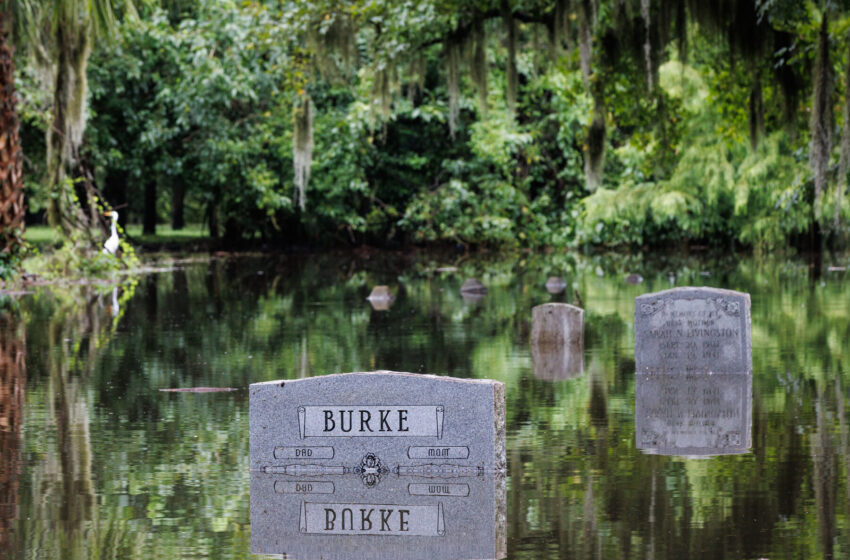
left=634, top=287, right=751, bottom=375
left=250, top=371, right=506, bottom=473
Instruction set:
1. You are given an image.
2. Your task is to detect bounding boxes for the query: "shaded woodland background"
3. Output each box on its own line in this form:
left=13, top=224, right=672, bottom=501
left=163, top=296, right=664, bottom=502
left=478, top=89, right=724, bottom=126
left=4, top=0, right=850, bottom=263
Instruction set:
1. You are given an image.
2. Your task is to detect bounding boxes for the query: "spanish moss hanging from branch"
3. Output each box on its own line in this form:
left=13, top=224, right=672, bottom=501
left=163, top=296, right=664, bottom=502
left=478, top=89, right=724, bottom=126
left=471, top=17, right=488, bottom=117
left=585, top=100, right=606, bottom=191
left=749, top=71, right=764, bottom=150
left=293, top=97, right=314, bottom=212
left=502, top=0, right=518, bottom=114
left=809, top=15, right=833, bottom=227
left=838, top=31, right=850, bottom=232
left=447, top=36, right=461, bottom=137
left=578, top=1, right=593, bottom=89
left=641, top=0, right=653, bottom=91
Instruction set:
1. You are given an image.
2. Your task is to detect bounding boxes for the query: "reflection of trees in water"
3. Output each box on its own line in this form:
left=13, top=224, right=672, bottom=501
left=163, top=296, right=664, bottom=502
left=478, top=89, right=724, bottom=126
left=22, top=283, right=139, bottom=559
left=0, top=312, right=25, bottom=554
left=812, top=381, right=838, bottom=560
left=838, top=379, right=850, bottom=554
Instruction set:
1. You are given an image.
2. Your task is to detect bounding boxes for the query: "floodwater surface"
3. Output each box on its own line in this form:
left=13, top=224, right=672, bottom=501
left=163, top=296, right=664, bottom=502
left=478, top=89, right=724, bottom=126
left=1, top=251, right=849, bottom=559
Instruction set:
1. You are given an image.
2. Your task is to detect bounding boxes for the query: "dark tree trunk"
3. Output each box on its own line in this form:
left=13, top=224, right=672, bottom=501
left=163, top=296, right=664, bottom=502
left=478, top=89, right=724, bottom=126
left=207, top=199, right=219, bottom=239
left=171, top=182, right=185, bottom=230
left=103, top=168, right=128, bottom=229
left=143, top=178, right=157, bottom=235
left=0, top=15, right=25, bottom=261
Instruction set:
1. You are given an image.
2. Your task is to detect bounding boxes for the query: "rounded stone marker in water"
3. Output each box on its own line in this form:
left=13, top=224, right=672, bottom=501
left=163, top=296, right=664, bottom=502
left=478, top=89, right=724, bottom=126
left=366, top=285, right=394, bottom=310
left=531, top=304, right=585, bottom=380
left=545, top=276, right=567, bottom=294
left=460, top=278, right=488, bottom=294
left=531, top=303, right=584, bottom=346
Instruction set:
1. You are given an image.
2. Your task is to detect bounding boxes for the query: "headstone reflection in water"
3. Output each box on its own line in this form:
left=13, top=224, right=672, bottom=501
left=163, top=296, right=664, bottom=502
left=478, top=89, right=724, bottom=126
left=249, top=371, right=506, bottom=559
left=634, top=287, right=753, bottom=456
left=530, top=303, right=584, bottom=380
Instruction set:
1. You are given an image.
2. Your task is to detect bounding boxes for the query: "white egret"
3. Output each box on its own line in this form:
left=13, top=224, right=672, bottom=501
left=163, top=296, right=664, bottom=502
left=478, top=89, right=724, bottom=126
left=103, top=211, right=119, bottom=255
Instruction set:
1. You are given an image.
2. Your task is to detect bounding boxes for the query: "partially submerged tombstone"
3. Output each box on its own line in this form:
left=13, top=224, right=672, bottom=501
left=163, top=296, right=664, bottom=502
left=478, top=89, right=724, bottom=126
left=367, top=285, right=395, bottom=311
left=634, top=287, right=752, bottom=456
left=530, top=303, right=584, bottom=380
left=249, top=371, right=506, bottom=559
left=460, top=278, right=487, bottom=294
left=545, top=276, right=567, bottom=294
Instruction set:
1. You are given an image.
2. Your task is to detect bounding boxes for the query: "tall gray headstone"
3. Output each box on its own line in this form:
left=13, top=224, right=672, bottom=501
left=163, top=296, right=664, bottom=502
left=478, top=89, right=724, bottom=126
left=634, top=287, right=753, bottom=456
left=635, top=287, right=751, bottom=375
left=250, top=371, right=506, bottom=559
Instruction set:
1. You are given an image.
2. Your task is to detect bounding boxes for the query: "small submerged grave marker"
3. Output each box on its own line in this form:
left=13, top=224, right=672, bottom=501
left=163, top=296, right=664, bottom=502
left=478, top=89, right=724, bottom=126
left=634, top=287, right=753, bottom=455
left=545, top=276, right=567, bottom=294
left=460, top=278, right=487, bottom=295
left=530, top=303, right=584, bottom=380
left=367, top=285, right=395, bottom=311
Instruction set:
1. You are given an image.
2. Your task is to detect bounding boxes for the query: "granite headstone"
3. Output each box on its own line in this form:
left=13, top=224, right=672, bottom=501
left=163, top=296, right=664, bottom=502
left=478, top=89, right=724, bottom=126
left=634, top=287, right=751, bottom=375
left=250, top=371, right=505, bottom=473
left=250, top=370, right=506, bottom=559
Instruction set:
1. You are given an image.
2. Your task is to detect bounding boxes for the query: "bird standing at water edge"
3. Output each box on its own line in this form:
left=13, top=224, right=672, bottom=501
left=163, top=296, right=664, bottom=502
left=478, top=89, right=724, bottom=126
left=103, top=211, right=119, bottom=255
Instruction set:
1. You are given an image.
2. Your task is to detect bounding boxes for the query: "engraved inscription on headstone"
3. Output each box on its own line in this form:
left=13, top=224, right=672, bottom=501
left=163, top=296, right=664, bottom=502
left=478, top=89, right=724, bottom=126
left=635, top=287, right=751, bottom=374
left=530, top=303, right=584, bottom=380
left=250, top=371, right=505, bottom=473
left=635, top=372, right=752, bottom=456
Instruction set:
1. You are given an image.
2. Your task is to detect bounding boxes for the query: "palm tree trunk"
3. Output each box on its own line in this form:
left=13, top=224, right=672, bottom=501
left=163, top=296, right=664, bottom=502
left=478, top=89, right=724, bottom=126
left=0, top=13, right=25, bottom=262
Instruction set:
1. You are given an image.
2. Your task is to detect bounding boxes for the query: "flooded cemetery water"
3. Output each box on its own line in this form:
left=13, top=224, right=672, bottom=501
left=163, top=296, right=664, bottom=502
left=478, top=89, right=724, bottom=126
left=1, top=251, right=850, bottom=559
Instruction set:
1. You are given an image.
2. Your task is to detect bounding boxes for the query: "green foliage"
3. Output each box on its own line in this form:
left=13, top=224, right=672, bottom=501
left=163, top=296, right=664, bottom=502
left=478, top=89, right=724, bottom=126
left=13, top=0, right=850, bottom=253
